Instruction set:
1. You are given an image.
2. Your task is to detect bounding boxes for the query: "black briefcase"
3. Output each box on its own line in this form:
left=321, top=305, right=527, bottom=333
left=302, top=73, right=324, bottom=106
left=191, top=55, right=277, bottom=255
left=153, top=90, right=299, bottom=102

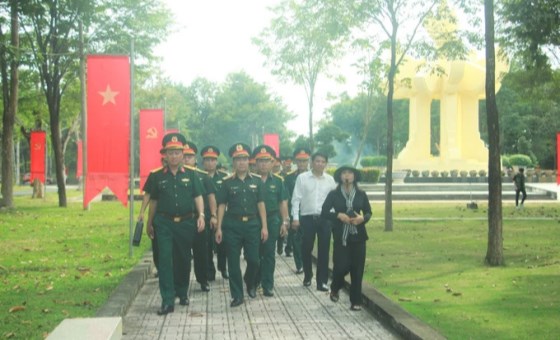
left=132, top=220, right=143, bottom=246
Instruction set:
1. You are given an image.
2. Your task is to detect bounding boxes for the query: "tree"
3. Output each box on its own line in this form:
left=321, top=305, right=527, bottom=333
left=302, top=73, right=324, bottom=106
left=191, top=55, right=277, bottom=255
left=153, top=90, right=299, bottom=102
left=19, top=0, right=172, bottom=207
left=353, top=0, right=440, bottom=231
left=0, top=0, right=19, bottom=208
left=484, top=0, right=504, bottom=266
left=253, top=0, right=347, bottom=150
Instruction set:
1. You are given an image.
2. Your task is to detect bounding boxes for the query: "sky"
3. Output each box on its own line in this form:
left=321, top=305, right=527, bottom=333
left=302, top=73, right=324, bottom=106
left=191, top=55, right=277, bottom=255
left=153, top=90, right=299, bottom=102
left=155, top=0, right=358, bottom=137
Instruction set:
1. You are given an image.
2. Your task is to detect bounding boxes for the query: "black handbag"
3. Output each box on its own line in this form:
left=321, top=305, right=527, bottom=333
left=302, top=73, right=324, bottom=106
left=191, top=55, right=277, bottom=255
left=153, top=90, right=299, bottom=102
left=132, top=220, right=143, bottom=246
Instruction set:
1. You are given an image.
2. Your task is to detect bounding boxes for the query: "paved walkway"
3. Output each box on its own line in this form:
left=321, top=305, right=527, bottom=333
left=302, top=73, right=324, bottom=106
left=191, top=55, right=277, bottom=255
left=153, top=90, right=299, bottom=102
left=121, top=254, right=398, bottom=340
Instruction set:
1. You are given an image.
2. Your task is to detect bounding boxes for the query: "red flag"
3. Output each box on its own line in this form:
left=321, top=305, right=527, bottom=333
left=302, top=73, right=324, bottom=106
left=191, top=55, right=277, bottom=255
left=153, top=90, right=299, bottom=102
left=557, top=132, right=560, bottom=185
left=263, top=133, right=280, bottom=158
left=85, top=55, right=130, bottom=207
left=30, top=131, right=46, bottom=184
left=76, top=139, right=83, bottom=178
left=139, top=109, right=164, bottom=190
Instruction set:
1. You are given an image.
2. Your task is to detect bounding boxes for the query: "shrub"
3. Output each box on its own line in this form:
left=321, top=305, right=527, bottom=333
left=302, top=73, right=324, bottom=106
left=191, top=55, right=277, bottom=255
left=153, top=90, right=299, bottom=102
left=469, top=170, right=478, bottom=177
left=450, top=169, right=459, bottom=177
left=431, top=170, right=439, bottom=178
left=460, top=170, right=468, bottom=177
left=508, top=154, right=532, bottom=168
left=421, top=170, right=430, bottom=177
left=501, top=155, right=510, bottom=168
left=325, top=167, right=336, bottom=177
left=360, top=156, right=387, bottom=167
left=478, top=169, right=487, bottom=177
left=360, top=167, right=381, bottom=183
left=441, top=170, right=449, bottom=177
left=411, top=170, right=420, bottom=177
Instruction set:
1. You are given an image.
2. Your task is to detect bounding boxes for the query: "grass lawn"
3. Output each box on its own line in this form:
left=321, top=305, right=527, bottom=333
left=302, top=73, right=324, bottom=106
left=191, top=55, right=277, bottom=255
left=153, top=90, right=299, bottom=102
left=366, top=202, right=560, bottom=340
left=0, top=189, right=150, bottom=339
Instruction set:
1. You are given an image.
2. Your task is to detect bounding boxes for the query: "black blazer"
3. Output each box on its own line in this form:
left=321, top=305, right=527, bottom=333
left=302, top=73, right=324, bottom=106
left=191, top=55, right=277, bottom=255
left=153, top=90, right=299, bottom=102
left=321, top=186, right=371, bottom=243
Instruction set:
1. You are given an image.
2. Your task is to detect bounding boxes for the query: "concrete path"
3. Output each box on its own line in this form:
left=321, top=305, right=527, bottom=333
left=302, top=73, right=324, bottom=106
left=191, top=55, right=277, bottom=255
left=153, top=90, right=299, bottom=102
left=121, top=254, right=398, bottom=340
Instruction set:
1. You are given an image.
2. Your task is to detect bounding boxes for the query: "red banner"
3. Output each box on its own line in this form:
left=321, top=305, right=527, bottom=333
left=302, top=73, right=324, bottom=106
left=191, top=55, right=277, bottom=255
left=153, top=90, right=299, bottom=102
left=76, top=139, right=83, bottom=178
left=263, top=133, right=280, bottom=158
left=557, top=132, right=559, bottom=185
left=30, top=131, right=46, bottom=184
left=139, top=109, right=164, bottom=190
left=85, top=55, right=130, bottom=207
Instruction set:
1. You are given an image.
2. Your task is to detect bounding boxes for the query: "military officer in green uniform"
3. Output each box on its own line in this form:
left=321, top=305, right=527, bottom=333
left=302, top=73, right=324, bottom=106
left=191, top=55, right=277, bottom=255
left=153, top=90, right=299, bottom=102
left=183, top=141, right=215, bottom=292
left=253, top=145, right=289, bottom=297
left=146, top=133, right=206, bottom=315
left=200, top=145, right=229, bottom=280
left=215, top=143, right=268, bottom=307
left=284, top=147, right=311, bottom=274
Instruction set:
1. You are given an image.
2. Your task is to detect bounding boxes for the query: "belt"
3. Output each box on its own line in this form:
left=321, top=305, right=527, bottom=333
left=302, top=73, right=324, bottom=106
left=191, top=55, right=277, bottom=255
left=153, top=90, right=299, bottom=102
left=302, top=214, right=321, bottom=220
left=228, top=214, right=257, bottom=222
left=160, top=213, right=195, bottom=222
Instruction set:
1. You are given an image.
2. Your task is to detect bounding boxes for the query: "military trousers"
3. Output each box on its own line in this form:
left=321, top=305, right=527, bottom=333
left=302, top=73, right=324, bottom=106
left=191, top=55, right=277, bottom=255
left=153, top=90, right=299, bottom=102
left=223, top=216, right=261, bottom=300
left=192, top=224, right=209, bottom=284
left=290, top=223, right=303, bottom=271
left=257, top=214, right=280, bottom=291
left=154, top=214, right=196, bottom=306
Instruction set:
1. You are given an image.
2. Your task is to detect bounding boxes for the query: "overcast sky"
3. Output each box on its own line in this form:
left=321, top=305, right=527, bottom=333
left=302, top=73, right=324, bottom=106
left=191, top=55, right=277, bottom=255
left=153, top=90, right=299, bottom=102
left=155, top=0, right=358, bottom=137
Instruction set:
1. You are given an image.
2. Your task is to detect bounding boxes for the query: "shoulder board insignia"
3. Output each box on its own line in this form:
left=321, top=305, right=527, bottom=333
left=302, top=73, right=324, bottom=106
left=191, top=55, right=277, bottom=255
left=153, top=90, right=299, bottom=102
left=250, top=172, right=261, bottom=178
left=218, top=169, right=229, bottom=176
left=273, top=173, right=284, bottom=181
left=223, top=174, right=235, bottom=180
left=150, top=166, right=164, bottom=173
left=286, top=170, right=297, bottom=176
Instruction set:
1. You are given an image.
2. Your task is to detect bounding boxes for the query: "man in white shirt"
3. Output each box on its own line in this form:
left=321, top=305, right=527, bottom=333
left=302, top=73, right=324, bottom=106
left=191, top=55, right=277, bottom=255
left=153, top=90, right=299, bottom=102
left=291, top=151, right=336, bottom=291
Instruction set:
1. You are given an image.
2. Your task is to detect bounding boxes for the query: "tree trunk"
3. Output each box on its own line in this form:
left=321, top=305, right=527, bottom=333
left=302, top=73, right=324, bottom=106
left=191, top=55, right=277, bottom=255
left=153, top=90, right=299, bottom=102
left=308, top=83, right=315, bottom=151
left=48, top=97, right=67, bottom=207
left=384, top=30, right=398, bottom=232
left=484, top=0, right=504, bottom=266
left=0, top=1, right=19, bottom=208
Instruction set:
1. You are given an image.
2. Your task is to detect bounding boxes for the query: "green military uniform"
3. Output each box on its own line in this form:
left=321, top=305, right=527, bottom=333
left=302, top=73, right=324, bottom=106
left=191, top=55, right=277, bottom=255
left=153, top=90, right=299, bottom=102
left=253, top=145, right=289, bottom=295
left=151, top=134, right=205, bottom=311
left=286, top=147, right=312, bottom=273
left=142, top=168, right=161, bottom=271
left=217, top=143, right=266, bottom=305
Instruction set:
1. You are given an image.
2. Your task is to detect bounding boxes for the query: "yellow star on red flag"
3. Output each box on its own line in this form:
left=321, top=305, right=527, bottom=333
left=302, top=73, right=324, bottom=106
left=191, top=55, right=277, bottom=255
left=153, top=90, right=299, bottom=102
left=98, top=84, right=119, bottom=105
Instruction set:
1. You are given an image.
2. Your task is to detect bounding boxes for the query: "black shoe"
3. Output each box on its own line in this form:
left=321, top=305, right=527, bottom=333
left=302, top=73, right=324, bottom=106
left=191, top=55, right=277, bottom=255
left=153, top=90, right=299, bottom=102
left=317, top=283, right=329, bottom=292
left=295, top=268, right=304, bottom=274
left=303, top=278, right=311, bottom=287
left=179, top=298, right=189, bottom=306
left=221, top=270, right=229, bottom=279
left=230, top=298, right=244, bottom=307
left=157, top=305, right=174, bottom=315
left=285, top=251, right=292, bottom=257
left=208, top=274, right=216, bottom=282
left=201, top=283, right=210, bottom=292
left=263, top=289, right=274, bottom=297
left=247, top=287, right=257, bottom=298
left=276, top=243, right=283, bottom=255
left=330, top=292, right=339, bottom=302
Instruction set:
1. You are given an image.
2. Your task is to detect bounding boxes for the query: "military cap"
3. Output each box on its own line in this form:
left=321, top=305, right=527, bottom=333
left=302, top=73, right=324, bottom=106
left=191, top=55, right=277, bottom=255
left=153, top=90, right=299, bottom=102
left=183, top=141, right=198, bottom=155
left=200, top=145, right=220, bottom=158
left=228, top=142, right=251, bottom=158
left=252, top=144, right=277, bottom=160
left=293, top=147, right=311, bottom=160
left=161, top=132, right=186, bottom=152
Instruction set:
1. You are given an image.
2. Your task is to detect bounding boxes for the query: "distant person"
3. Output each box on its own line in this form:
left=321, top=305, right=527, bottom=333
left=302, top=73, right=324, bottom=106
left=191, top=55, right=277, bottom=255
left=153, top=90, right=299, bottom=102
left=321, top=165, right=371, bottom=311
left=291, top=151, right=336, bottom=291
left=513, top=168, right=527, bottom=209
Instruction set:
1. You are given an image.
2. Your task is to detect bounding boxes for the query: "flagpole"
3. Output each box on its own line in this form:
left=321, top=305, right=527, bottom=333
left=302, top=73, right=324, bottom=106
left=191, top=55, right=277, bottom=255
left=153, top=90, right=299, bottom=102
left=129, top=38, right=135, bottom=258
left=79, top=20, right=89, bottom=211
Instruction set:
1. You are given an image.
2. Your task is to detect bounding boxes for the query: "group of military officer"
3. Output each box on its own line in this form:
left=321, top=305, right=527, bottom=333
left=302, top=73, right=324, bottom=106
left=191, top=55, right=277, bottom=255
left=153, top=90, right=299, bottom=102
left=139, top=132, right=311, bottom=315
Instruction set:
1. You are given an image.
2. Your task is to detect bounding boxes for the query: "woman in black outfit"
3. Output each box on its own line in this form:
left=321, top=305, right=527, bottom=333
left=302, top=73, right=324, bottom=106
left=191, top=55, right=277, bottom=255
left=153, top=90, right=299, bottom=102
left=321, top=165, right=371, bottom=311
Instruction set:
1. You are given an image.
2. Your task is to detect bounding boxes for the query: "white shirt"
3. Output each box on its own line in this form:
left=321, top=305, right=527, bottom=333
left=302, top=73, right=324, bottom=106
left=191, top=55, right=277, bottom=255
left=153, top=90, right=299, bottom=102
left=291, top=170, right=336, bottom=220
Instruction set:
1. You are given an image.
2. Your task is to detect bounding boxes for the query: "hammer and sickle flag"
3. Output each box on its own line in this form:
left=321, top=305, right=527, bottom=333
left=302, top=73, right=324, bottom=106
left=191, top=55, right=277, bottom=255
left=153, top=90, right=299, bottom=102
left=30, top=131, right=47, bottom=184
left=139, top=109, right=164, bottom=190
left=85, top=55, right=130, bottom=207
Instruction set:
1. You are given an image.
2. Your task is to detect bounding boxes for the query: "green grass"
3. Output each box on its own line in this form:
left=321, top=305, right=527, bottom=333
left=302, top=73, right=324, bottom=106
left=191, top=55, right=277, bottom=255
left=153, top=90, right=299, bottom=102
left=367, top=202, right=560, bottom=340
left=0, top=191, right=150, bottom=339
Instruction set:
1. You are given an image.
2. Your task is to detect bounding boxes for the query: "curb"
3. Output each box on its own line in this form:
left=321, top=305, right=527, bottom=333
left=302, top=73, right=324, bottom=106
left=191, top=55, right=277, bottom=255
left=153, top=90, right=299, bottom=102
left=96, top=252, right=153, bottom=317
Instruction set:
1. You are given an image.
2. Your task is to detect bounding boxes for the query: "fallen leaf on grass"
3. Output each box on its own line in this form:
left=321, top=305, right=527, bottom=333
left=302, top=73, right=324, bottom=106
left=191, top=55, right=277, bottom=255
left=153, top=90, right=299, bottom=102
left=46, top=284, right=54, bottom=291
left=104, top=272, right=112, bottom=277
left=433, top=299, right=441, bottom=303
left=77, top=267, right=91, bottom=273
left=398, top=298, right=412, bottom=302
left=4, top=332, right=15, bottom=338
left=446, top=288, right=453, bottom=293
left=452, top=292, right=462, bottom=297
left=9, top=306, right=25, bottom=313
left=42, top=309, right=50, bottom=313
